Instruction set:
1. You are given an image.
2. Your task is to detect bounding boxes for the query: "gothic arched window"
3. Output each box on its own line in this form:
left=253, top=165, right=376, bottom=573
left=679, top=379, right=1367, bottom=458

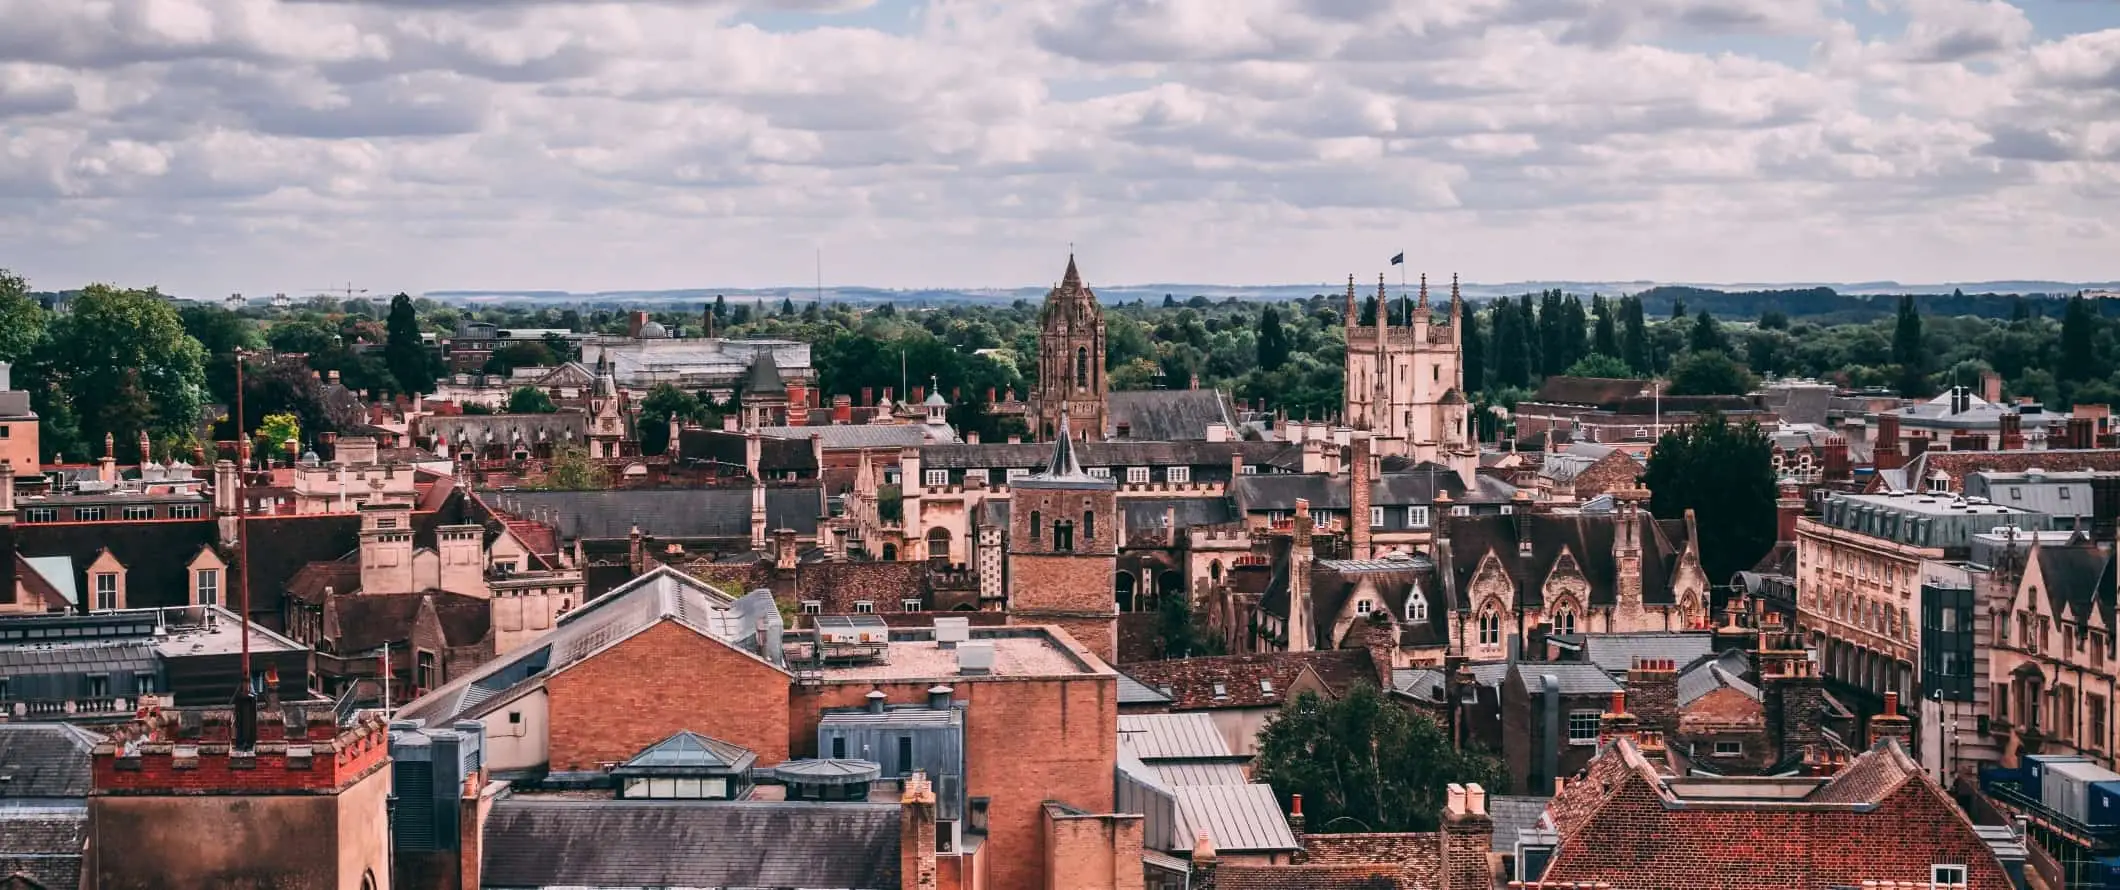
left=1478, top=606, right=1502, bottom=646
left=1553, top=602, right=1577, bottom=636
left=1408, top=584, right=1428, bottom=623
left=1075, top=347, right=1090, bottom=388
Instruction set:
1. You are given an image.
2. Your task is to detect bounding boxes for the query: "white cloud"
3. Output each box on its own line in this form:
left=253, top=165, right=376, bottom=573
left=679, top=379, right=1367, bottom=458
left=0, top=0, right=2116, bottom=294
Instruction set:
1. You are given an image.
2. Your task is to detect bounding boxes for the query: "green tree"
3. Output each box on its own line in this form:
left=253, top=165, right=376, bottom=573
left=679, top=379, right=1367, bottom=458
left=2061, top=296, right=2099, bottom=383
left=1666, top=351, right=1757, bottom=396
left=507, top=387, right=558, bottom=414
left=539, top=446, right=609, bottom=490
left=1564, top=354, right=1635, bottom=379
left=256, top=412, right=302, bottom=464
left=0, top=270, right=45, bottom=365
left=1490, top=299, right=1532, bottom=389
left=1253, top=684, right=1506, bottom=831
left=1641, top=410, right=1777, bottom=585
left=1591, top=295, right=1618, bottom=358
left=384, top=293, right=434, bottom=396
left=267, top=319, right=339, bottom=356
left=1758, top=308, right=1789, bottom=330
left=637, top=383, right=703, bottom=456
left=712, top=295, right=728, bottom=327
left=484, top=340, right=558, bottom=376
left=44, top=284, right=207, bottom=451
left=1892, top=295, right=1929, bottom=397
left=1688, top=310, right=1727, bottom=354
left=1620, top=296, right=1651, bottom=374
left=1461, top=307, right=1486, bottom=394
left=1256, top=305, right=1291, bottom=371
left=1155, top=594, right=1226, bottom=659
left=779, top=297, right=796, bottom=316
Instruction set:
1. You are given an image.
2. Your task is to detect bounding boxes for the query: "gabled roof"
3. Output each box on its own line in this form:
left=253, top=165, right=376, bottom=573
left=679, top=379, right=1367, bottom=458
left=481, top=799, right=900, bottom=890
left=1435, top=511, right=1692, bottom=610
left=1575, top=632, right=1716, bottom=678
left=1172, top=784, right=1301, bottom=854
left=918, top=439, right=1303, bottom=471
left=0, top=724, right=100, bottom=800
left=1108, top=389, right=1235, bottom=441
left=397, top=566, right=785, bottom=727
left=1117, top=670, right=1174, bottom=706
left=481, top=486, right=823, bottom=541
left=744, top=351, right=785, bottom=394
left=1120, top=650, right=1380, bottom=711
left=2032, top=539, right=2116, bottom=629
left=1118, top=713, right=1238, bottom=762
left=1509, top=662, right=1623, bottom=696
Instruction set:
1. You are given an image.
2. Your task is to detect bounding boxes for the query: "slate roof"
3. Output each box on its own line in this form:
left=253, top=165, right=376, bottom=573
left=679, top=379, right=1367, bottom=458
left=1530, top=376, right=1653, bottom=407
left=0, top=807, right=85, bottom=890
left=676, top=429, right=818, bottom=474
left=1391, top=668, right=1445, bottom=703
left=324, top=591, right=492, bottom=655
left=1305, top=560, right=1450, bottom=649
left=1678, top=657, right=1760, bottom=708
left=0, top=724, right=99, bottom=800
left=480, top=798, right=901, bottom=890
left=918, top=439, right=1303, bottom=472
left=1901, top=448, right=2120, bottom=493
left=755, top=424, right=930, bottom=451
left=1488, top=794, right=1552, bottom=853
left=1108, top=389, right=1236, bottom=441
left=1509, top=662, right=1623, bottom=696
left=480, top=486, right=825, bottom=541
left=1233, top=470, right=1470, bottom=512
left=1013, top=416, right=1113, bottom=491
left=744, top=350, right=785, bottom=394
left=418, top=411, right=592, bottom=448
left=1123, top=498, right=1239, bottom=534
left=1117, top=671, right=1175, bottom=706
left=1574, top=633, right=1717, bottom=678
left=1120, top=650, right=1381, bottom=711
left=286, top=558, right=361, bottom=606
left=1434, top=511, right=1692, bottom=610
left=397, top=566, right=784, bottom=728
left=2033, top=539, right=2116, bottom=629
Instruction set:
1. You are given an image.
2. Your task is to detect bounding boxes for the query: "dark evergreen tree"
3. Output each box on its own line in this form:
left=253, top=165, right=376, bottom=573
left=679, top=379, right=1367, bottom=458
left=1537, top=290, right=1564, bottom=377
left=1518, top=293, right=1542, bottom=380
left=1621, top=296, right=1650, bottom=374
left=1688, top=309, right=1727, bottom=355
left=1642, top=411, right=1777, bottom=585
left=1560, top=294, right=1589, bottom=372
left=1591, top=295, right=1619, bottom=358
left=1256, top=305, right=1291, bottom=372
left=779, top=296, right=796, bottom=316
left=384, top=293, right=433, bottom=396
left=712, top=295, right=728, bottom=326
left=1461, top=307, right=1486, bottom=394
left=1671, top=298, right=1687, bottom=320
left=1361, top=295, right=1379, bottom=326
left=2062, top=296, right=2099, bottom=382
left=1757, top=309, right=1788, bottom=330
left=1491, top=299, right=1532, bottom=389
left=1892, top=294, right=1929, bottom=397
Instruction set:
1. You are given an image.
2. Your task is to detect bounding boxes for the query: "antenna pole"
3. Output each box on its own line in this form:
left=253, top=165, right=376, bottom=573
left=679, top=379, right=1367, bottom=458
left=233, top=349, right=257, bottom=748
left=816, top=247, right=823, bottom=307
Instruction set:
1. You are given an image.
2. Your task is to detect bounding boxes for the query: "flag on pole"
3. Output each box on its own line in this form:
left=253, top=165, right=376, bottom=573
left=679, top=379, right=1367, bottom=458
left=1390, top=252, right=1405, bottom=266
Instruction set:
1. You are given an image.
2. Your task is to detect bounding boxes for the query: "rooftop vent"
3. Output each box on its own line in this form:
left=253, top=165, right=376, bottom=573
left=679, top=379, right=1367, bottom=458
left=934, top=616, right=971, bottom=649
left=927, top=684, right=952, bottom=710
left=865, top=690, right=886, bottom=714
left=955, top=641, right=995, bottom=676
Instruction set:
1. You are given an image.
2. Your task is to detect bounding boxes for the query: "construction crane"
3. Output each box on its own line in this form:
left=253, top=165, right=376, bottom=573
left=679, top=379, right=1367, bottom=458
left=308, top=282, right=369, bottom=301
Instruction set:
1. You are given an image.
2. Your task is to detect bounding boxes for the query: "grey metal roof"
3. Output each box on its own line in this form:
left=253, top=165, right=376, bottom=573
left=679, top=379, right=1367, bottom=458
left=1147, top=761, right=1251, bottom=787
left=20, top=557, right=76, bottom=606
left=1576, top=633, right=1717, bottom=678
left=398, top=567, right=785, bottom=727
left=0, top=806, right=86, bottom=890
left=919, top=439, right=1300, bottom=472
left=1488, top=795, right=1551, bottom=853
left=1233, top=471, right=1465, bottom=512
left=1013, top=416, right=1113, bottom=491
left=1117, top=671, right=1174, bottom=706
left=745, top=351, right=785, bottom=393
left=483, top=486, right=823, bottom=540
left=613, top=731, right=756, bottom=776
left=771, top=759, right=881, bottom=786
left=1171, top=784, right=1301, bottom=853
left=1119, top=713, right=1238, bottom=762
left=1678, top=655, right=1761, bottom=708
left=1514, top=663, right=1622, bottom=696
left=480, top=798, right=901, bottom=889
left=0, top=724, right=100, bottom=800
left=1964, top=470, right=2098, bottom=520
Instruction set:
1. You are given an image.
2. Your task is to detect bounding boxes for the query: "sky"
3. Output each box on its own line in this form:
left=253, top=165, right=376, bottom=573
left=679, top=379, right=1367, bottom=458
left=2, top=0, right=2118, bottom=297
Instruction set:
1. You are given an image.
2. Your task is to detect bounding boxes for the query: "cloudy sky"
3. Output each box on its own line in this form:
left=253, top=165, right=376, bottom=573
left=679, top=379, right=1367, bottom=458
left=3, top=0, right=2117, bottom=297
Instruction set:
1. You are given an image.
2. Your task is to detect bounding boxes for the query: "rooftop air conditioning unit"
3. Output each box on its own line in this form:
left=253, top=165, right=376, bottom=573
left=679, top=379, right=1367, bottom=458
left=955, top=641, right=995, bottom=676
left=934, top=617, right=971, bottom=649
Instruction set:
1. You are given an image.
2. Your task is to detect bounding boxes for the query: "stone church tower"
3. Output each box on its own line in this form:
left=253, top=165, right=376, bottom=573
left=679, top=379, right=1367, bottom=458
left=1343, top=272, right=1477, bottom=485
left=1030, top=256, right=1107, bottom=442
left=1006, top=416, right=1119, bottom=663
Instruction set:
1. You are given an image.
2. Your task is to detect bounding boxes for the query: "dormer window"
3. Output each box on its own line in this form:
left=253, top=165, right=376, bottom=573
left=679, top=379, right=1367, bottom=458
left=1211, top=682, right=1227, bottom=699
left=1126, top=467, right=1149, bottom=484
left=1408, top=590, right=1429, bottom=623
left=1166, top=467, right=1190, bottom=484
left=94, top=573, right=119, bottom=611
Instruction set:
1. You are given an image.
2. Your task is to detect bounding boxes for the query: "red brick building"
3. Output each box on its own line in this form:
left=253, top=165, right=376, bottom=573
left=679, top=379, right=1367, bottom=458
left=1006, top=417, right=1122, bottom=663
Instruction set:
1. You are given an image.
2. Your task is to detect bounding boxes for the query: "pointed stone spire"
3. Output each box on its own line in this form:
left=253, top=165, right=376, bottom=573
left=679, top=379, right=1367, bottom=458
left=1450, top=273, right=1463, bottom=322
left=1345, top=274, right=1357, bottom=328
left=1378, top=273, right=1390, bottom=325
left=1017, top=413, right=1110, bottom=490
left=1050, top=413, right=1083, bottom=474
left=1063, top=254, right=1082, bottom=291
left=1417, top=273, right=1429, bottom=310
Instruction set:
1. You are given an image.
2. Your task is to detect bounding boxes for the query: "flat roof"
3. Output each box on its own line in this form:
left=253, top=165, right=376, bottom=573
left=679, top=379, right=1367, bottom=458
left=814, top=627, right=1105, bottom=683
left=1830, top=491, right=2038, bottom=517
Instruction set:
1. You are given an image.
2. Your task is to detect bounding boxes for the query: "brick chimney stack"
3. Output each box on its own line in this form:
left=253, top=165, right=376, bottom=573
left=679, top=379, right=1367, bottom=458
left=1350, top=435, right=1373, bottom=560
left=1627, top=658, right=1679, bottom=737
left=2000, top=413, right=2024, bottom=451
left=1440, top=784, right=1494, bottom=890
left=1777, top=478, right=1805, bottom=544
left=899, top=772, right=939, bottom=890
left=1598, top=691, right=1638, bottom=747
left=1869, top=691, right=1914, bottom=750
left=1823, top=436, right=1850, bottom=481
left=1873, top=414, right=1903, bottom=471
left=1982, top=371, right=2004, bottom=404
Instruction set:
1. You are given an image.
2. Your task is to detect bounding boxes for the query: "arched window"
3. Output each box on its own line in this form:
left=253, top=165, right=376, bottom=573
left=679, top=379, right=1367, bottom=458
left=1075, top=347, right=1090, bottom=388
left=1083, top=510, right=1095, bottom=541
left=1553, top=602, right=1577, bottom=636
left=1407, top=584, right=1428, bottom=623
left=1030, top=510, right=1042, bottom=543
left=1478, top=606, right=1502, bottom=646
left=881, top=543, right=898, bottom=561
left=1054, top=520, right=1075, bottom=552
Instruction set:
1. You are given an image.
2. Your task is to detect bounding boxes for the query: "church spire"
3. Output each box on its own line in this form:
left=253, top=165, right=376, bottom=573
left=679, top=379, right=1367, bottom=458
left=1063, top=254, right=1082, bottom=291
left=1417, top=273, right=1429, bottom=310
left=1378, top=273, right=1390, bottom=325
left=1450, top=273, right=1462, bottom=322
left=1345, top=274, right=1356, bottom=328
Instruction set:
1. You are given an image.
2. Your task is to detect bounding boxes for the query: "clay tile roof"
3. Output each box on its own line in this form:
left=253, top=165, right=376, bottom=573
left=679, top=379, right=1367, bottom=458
left=1119, top=650, right=1380, bottom=711
left=1211, top=863, right=1424, bottom=890
left=1530, top=376, right=1653, bottom=407
left=287, top=558, right=361, bottom=606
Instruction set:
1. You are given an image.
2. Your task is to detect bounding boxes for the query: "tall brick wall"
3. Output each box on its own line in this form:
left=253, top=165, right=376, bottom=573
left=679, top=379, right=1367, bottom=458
left=1043, top=806, right=1146, bottom=890
left=545, top=620, right=792, bottom=769
left=799, top=672, right=1117, bottom=890
left=1009, top=554, right=1118, bottom=663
